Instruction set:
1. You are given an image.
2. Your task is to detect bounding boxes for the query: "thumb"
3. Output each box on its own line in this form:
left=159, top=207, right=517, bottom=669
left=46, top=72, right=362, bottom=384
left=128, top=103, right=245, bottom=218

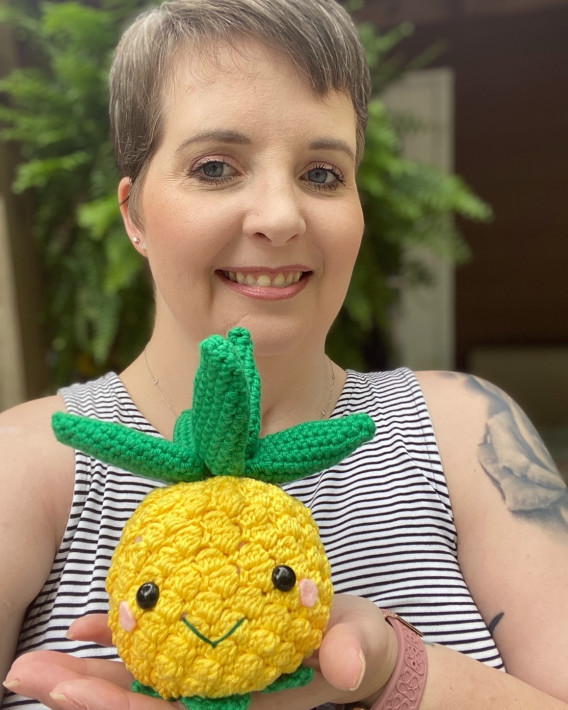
left=315, top=594, right=398, bottom=701
left=318, top=621, right=366, bottom=692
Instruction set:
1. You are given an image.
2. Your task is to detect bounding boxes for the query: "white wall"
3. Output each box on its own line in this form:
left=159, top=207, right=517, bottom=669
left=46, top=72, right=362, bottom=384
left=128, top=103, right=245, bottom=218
left=383, top=67, right=455, bottom=371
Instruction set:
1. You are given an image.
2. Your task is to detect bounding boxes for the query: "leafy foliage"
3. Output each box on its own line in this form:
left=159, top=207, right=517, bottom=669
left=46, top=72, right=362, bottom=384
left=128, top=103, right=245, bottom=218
left=0, top=1, right=490, bottom=385
left=327, top=16, right=491, bottom=369
left=0, top=0, right=153, bottom=385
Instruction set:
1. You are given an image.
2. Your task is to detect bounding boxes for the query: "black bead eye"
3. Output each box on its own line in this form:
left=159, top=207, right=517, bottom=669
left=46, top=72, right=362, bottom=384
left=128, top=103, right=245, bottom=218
left=136, top=582, right=160, bottom=609
left=272, top=565, right=296, bottom=592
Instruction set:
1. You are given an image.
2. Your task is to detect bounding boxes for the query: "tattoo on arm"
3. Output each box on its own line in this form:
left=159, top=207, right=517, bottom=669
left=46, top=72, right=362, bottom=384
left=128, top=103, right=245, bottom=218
left=488, top=612, right=505, bottom=636
left=466, top=376, right=568, bottom=530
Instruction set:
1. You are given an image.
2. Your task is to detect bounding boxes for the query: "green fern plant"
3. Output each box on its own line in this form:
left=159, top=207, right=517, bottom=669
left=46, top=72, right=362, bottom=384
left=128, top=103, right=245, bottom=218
left=327, top=16, right=491, bottom=369
left=0, top=0, right=152, bottom=386
left=0, top=1, right=490, bottom=386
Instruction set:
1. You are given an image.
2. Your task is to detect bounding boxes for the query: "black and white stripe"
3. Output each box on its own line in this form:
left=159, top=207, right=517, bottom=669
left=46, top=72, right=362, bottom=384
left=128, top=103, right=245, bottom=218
left=4, top=368, right=503, bottom=709
left=284, top=369, right=503, bottom=665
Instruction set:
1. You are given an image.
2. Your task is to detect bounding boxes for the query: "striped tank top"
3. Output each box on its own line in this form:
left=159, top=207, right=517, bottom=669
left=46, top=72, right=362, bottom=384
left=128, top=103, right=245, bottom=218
left=3, top=368, right=504, bottom=709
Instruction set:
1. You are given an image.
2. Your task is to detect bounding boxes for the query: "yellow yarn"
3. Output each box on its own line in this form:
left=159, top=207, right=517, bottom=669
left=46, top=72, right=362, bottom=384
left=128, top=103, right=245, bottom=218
left=106, top=476, right=333, bottom=700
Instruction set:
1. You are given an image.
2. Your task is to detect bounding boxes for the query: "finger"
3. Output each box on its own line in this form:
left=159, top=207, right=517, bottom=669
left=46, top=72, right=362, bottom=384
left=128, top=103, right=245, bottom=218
left=318, top=622, right=366, bottom=691
left=6, top=651, right=133, bottom=708
left=49, top=678, right=180, bottom=710
left=67, top=614, right=113, bottom=646
left=317, top=594, right=395, bottom=699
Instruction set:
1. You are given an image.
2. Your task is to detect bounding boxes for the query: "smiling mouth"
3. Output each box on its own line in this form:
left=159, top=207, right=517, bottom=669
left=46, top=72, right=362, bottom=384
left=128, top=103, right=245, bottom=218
left=220, top=270, right=307, bottom=288
left=181, top=615, right=246, bottom=648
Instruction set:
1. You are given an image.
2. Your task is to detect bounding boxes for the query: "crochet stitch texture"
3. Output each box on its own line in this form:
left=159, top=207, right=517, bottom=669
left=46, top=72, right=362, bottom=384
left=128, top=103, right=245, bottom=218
left=52, top=328, right=375, bottom=709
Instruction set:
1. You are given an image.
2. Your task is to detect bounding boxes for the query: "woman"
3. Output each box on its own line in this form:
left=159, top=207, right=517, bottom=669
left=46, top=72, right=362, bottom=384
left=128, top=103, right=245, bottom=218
left=2, top=0, right=568, bottom=708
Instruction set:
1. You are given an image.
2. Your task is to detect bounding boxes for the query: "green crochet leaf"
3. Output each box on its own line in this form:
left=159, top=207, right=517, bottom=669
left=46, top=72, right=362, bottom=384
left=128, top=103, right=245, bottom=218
left=132, top=682, right=252, bottom=710
left=191, top=334, right=250, bottom=476
left=173, top=409, right=194, bottom=448
left=228, top=328, right=261, bottom=458
left=131, top=682, right=161, bottom=699
left=52, top=412, right=205, bottom=483
left=262, top=665, right=314, bottom=693
left=131, top=666, right=312, bottom=709
left=178, top=695, right=251, bottom=710
left=52, top=327, right=376, bottom=486
left=246, top=413, right=376, bottom=483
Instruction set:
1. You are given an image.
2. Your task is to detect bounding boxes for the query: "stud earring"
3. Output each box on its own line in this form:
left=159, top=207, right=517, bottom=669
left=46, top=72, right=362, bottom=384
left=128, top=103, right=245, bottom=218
left=132, top=236, right=141, bottom=245
left=142, top=242, right=148, bottom=251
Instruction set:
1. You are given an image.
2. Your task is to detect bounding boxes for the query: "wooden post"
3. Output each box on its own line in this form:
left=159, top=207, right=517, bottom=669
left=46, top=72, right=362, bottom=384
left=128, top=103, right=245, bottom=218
left=0, top=21, right=48, bottom=410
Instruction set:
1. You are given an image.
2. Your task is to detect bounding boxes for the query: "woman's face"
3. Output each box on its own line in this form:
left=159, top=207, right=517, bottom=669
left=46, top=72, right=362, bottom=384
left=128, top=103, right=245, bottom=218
left=122, top=40, right=364, bottom=357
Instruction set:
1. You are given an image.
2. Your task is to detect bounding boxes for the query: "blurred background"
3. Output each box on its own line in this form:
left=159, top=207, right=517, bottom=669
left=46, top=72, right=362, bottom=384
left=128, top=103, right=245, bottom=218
left=354, top=0, right=568, bottom=474
left=1, top=0, right=567, bottom=472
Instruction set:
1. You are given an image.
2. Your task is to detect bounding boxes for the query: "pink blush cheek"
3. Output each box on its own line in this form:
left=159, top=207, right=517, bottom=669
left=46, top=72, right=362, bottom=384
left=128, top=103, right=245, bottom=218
left=119, top=601, right=137, bottom=632
left=299, top=578, right=319, bottom=608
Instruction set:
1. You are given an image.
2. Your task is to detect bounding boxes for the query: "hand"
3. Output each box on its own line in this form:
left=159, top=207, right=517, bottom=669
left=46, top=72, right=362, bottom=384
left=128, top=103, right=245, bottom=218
left=4, top=594, right=397, bottom=710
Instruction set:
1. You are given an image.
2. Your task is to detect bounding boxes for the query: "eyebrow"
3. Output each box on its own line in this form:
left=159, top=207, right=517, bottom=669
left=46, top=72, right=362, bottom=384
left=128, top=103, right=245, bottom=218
left=308, top=138, right=356, bottom=162
left=175, top=130, right=356, bottom=162
left=176, top=129, right=251, bottom=153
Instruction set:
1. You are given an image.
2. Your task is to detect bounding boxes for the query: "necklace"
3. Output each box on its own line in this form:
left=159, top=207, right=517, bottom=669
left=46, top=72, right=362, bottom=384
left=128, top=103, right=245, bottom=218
left=144, top=347, right=336, bottom=421
left=144, top=348, right=179, bottom=418
left=320, top=358, right=336, bottom=419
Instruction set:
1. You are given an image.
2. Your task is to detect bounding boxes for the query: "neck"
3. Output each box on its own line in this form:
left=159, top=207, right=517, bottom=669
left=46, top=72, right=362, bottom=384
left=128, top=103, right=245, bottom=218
left=121, top=327, right=344, bottom=439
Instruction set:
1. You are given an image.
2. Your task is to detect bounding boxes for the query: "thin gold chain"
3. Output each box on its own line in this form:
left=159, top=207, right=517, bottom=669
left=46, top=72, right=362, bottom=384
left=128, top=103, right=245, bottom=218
left=143, top=348, right=179, bottom=418
left=320, top=358, right=336, bottom=419
left=144, top=347, right=336, bottom=421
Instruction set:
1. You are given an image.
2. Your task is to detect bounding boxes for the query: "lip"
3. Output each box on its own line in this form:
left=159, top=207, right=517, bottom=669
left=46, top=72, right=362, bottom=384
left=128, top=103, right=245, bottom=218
left=216, top=267, right=311, bottom=300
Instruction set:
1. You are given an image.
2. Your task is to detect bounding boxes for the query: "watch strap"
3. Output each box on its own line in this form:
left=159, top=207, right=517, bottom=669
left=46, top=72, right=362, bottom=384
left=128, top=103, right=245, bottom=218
left=341, top=610, right=428, bottom=710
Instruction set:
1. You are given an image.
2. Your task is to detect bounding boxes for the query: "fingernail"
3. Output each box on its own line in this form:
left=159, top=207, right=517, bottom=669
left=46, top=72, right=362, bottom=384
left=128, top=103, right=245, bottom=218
left=3, top=679, right=21, bottom=690
left=349, top=649, right=366, bottom=691
left=50, top=692, right=89, bottom=710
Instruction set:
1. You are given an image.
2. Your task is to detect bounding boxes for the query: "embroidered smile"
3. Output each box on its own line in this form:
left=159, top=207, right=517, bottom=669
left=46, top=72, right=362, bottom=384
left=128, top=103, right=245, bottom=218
left=220, top=270, right=306, bottom=288
left=181, top=615, right=246, bottom=648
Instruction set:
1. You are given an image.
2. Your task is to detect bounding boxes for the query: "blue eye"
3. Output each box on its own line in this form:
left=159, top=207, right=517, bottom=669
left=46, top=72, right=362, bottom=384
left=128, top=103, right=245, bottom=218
left=304, top=165, right=344, bottom=189
left=308, top=168, right=334, bottom=184
left=201, top=161, right=226, bottom=178
left=191, top=159, right=238, bottom=183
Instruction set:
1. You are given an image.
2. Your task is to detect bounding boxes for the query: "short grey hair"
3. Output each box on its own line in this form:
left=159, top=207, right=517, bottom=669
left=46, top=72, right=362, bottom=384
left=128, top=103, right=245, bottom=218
left=110, top=0, right=371, bottom=222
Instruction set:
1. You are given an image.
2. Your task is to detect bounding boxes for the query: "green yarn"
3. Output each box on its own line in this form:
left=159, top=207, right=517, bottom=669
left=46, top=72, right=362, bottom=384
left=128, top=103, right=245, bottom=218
left=52, top=327, right=376, bottom=485
left=262, top=665, right=315, bottom=692
left=179, top=694, right=252, bottom=710
left=51, top=411, right=205, bottom=482
left=132, top=663, right=314, bottom=709
left=55, top=328, right=375, bottom=707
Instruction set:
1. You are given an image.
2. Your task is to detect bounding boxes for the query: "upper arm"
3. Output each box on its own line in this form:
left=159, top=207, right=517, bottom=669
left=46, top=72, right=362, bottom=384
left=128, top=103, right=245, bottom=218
left=0, top=396, right=75, bottom=693
left=417, top=371, right=568, bottom=701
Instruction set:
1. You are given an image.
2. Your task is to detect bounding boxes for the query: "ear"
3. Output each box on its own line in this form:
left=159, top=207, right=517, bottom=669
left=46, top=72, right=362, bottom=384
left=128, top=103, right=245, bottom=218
left=118, top=177, right=146, bottom=256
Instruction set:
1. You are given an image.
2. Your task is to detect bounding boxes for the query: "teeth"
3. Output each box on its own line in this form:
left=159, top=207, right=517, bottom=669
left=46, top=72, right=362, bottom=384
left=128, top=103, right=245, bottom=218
left=225, top=271, right=304, bottom=288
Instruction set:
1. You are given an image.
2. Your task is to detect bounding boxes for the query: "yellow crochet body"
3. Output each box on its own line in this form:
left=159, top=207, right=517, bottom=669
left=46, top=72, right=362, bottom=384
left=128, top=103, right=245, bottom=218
left=106, top=475, right=333, bottom=700
left=54, top=329, right=375, bottom=707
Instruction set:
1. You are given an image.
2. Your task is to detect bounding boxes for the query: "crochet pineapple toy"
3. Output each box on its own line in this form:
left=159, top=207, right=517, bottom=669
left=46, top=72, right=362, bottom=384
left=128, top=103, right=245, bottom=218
left=52, top=328, right=375, bottom=710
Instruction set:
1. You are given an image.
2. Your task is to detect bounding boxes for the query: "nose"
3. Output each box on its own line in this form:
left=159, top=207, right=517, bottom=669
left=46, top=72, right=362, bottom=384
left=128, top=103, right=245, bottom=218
left=243, top=177, right=306, bottom=245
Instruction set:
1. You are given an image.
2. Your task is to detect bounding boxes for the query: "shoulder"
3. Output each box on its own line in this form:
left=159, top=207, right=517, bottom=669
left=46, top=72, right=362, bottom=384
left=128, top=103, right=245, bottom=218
left=414, top=371, right=568, bottom=693
left=0, top=396, right=77, bottom=683
left=413, top=370, right=560, bottom=492
left=0, top=392, right=71, bottom=458
left=413, top=370, right=515, bottom=461
left=412, top=369, right=564, bottom=516
left=0, top=394, right=76, bottom=549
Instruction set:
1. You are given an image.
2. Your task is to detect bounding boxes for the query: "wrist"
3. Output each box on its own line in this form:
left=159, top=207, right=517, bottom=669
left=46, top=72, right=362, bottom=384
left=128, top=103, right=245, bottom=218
left=344, top=610, right=428, bottom=710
